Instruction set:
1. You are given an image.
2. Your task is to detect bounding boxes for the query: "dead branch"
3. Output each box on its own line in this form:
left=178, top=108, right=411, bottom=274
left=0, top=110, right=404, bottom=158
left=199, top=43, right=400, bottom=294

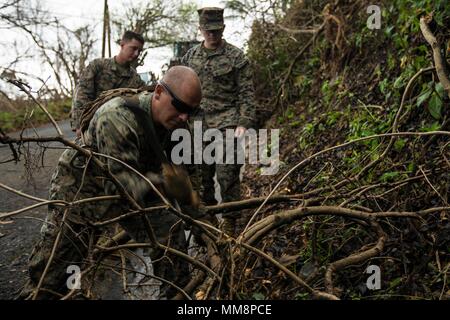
left=0, top=196, right=122, bottom=220
left=276, top=23, right=325, bottom=34
left=205, top=193, right=305, bottom=214
left=96, top=242, right=219, bottom=281
left=324, top=221, right=386, bottom=296
left=31, top=207, right=69, bottom=299
left=242, top=206, right=422, bottom=246
left=420, top=14, right=450, bottom=99
left=277, top=22, right=325, bottom=105
left=418, top=165, right=448, bottom=206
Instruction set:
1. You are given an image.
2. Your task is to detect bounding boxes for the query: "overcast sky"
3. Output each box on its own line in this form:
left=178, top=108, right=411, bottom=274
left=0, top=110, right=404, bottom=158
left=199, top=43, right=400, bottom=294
left=1, top=0, right=254, bottom=94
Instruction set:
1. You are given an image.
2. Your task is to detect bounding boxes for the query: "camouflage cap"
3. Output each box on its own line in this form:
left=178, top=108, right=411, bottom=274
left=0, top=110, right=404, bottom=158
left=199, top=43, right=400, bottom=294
left=197, top=7, right=224, bottom=30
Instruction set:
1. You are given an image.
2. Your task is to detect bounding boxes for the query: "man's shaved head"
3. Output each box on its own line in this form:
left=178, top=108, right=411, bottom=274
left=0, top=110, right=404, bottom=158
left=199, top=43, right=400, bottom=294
left=152, top=65, right=202, bottom=130
left=162, top=66, right=202, bottom=108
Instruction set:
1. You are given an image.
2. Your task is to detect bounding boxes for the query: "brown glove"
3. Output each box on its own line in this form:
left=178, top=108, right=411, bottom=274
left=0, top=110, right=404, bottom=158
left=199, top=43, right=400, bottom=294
left=161, top=163, right=200, bottom=209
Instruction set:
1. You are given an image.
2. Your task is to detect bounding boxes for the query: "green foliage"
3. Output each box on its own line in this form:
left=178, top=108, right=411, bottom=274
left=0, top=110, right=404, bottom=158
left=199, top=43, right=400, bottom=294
left=0, top=112, right=14, bottom=131
left=428, top=92, right=443, bottom=119
left=285, top=106, right=295, bottom=119
left=325, top=111, right=343, bottom=126
left=387, top=277, right=403, bottom=292
left=252, top=292, right=265, bottom=300
left=394, top=138, right=406, bottom=152
left=245, top=0, right=450, bottom=300
left=0, top=98, right=70, bottom=133
left=378, top=78, right=389, bottom=96
left=289, top=120, right=302, bottom=128
left=415, top=81, right=446, bottom=120
left=380, top=171, right=400, bottom=182
left=416, top=87, right=432, bottom=107
left=420, top=121, right=441, bottom=132
left=294, top=292, right=309, bottom=300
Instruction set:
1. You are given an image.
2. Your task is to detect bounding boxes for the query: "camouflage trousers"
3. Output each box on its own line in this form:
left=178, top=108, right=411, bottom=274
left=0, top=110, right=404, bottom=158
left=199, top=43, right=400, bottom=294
left=21, top=206, right=188, bottom=299
left=202, top=128, right=243, bottom=219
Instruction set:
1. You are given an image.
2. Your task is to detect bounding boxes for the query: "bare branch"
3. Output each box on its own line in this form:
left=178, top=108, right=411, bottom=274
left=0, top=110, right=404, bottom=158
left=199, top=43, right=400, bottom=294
left=420, top=14, right=450, bottom=99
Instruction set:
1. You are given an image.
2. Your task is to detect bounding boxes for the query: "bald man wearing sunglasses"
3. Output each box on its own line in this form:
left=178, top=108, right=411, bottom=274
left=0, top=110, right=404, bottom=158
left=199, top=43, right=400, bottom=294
left=20, top=66, right=203, bottom=300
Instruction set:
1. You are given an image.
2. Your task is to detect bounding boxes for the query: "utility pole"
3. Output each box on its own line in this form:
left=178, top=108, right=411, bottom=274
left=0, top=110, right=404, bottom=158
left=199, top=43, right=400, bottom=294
left=107, top=7, right=111, bottom=58
left=102, top=0, right=111, bottom=58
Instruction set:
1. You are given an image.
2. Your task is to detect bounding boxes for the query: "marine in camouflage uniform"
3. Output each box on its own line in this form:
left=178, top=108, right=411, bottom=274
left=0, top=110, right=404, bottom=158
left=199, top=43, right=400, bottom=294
left=71, top=31, right=146, bottom=131
left=22, top=66, right=202, bottom=299
left=181, top=7, right=256, bottom=235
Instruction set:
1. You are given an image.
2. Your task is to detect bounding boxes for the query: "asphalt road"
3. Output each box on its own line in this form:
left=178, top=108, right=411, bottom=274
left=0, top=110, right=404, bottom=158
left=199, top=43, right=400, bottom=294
left=0, top=120, right=75, bottom=299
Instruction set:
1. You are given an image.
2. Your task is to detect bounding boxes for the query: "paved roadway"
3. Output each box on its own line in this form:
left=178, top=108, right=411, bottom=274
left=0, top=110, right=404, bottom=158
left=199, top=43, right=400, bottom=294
left=0, top=120, right=75, bottom=299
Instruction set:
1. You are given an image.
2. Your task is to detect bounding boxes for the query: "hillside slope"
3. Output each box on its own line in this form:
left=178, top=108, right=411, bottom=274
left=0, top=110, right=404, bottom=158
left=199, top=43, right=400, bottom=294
left=239, top=0, right=449, bottom=299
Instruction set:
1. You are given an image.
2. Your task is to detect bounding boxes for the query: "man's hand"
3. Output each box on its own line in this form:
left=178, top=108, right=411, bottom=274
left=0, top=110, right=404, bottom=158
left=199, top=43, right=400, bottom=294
left=75, top=128, right=82, bottom=138
left=234, top=126, right=246, bottom=138
left=161, top=163, right=200, bottom=208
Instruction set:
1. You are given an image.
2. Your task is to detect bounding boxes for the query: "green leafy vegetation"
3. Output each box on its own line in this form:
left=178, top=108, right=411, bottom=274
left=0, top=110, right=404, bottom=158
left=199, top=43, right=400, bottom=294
left=0, top=98, right=71, bottom=133
left=242, top=0, right=449, bottom=300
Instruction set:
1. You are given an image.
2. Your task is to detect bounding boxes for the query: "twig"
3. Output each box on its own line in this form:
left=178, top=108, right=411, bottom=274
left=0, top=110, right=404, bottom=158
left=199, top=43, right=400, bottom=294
left=0, top=128, right=18, bottom=162
left=91, top=205, right=168, bottom=227
left=277, top=22, right=325, bottom=104
left=0, top=195, right=121, bottom=220
left=31, top=208, right=69, bottom=299
left=418, top=165, right=448, bottom=206
left=0, top=181, right=48, bottom=202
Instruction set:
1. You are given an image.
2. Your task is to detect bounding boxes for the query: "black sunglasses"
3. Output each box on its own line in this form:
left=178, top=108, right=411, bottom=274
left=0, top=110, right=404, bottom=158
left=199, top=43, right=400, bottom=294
left=159, top=81, right=196, bottom=115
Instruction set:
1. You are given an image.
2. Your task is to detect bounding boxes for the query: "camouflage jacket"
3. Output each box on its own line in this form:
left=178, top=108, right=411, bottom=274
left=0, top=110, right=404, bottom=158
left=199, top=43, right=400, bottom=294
left=51, top=92, right=170, bottom=234
left=181, top=40, right=256, bottom=129
left=71, top=57, right=146, bottom=130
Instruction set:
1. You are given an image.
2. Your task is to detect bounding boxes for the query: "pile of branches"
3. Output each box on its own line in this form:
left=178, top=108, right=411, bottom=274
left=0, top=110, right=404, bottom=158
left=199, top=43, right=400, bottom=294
left=1, top=53, right=449, bottom=300
left=1, top=4, right=449, bottom=300
left=0, top=110, right=448, bottom=299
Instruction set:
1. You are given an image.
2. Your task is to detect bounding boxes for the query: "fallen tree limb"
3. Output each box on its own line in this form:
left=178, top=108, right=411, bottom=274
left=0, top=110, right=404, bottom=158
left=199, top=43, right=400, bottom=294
left=324, top=221, right=386, bottom=296
left=420, top=14, right=450, bottom=99
left=241, top=206, right=422, bottom=246
left=205, top=193, right=305, bottom=214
